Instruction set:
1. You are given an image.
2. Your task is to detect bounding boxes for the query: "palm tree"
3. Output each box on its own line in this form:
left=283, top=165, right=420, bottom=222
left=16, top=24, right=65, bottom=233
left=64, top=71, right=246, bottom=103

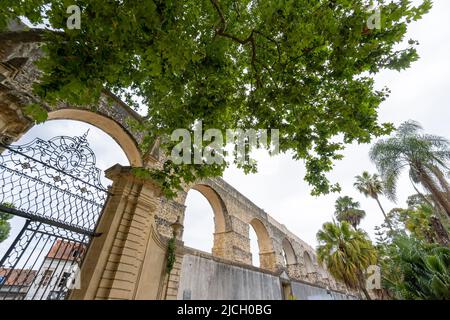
left=334, top=196, right=366, bottom=229
left=317, top=221, right=377, bottom=300
left=370, top=121, right=450, bottom=218
left=354, top=171, right=393, bottom=231
left=383, top=236, right=450, bottom=300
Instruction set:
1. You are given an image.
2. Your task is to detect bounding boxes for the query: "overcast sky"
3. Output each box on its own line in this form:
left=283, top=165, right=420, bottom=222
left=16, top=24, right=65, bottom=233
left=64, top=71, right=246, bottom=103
left=1, top=1, right=449, bottom=265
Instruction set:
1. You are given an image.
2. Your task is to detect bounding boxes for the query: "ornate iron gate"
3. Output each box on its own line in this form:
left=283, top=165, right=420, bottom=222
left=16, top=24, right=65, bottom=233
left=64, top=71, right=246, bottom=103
left=0, top=132, right=109, bottom=300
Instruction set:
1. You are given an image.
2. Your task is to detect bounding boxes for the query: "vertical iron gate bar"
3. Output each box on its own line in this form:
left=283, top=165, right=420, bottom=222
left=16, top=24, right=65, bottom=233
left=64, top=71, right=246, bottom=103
left=31, top=236, right=62, bottom=300
left=0, top=219, right=31, bottom=299
left=30, top=234, right=60, bottom=300
left=0, top=219, right=31, bottom=267
left=0, top=133, right=110, bottom=300
left=35, top=236, right=72, bottom=300
left=49, top=239, right=80, bottom=300
left=0, top=222, right=43, bottom=299
left=14, top=229, right=52, bottom=299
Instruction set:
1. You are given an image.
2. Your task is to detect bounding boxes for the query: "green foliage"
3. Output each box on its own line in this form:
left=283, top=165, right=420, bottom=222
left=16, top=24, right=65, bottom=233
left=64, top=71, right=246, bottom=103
left=381, top=235, right=450, bottom=300
left=166, top=236, right=177, bottom=274
left=334, top=196, right=366, bottom=229
left=385, top=195, right=450, bottom=245
left=0, top=202, right=15, bottom=243
left=376, top=195, right=449, bottom=299
left=397, top=205, right=435, bottom=242
left=0, top=1, right=432, bottom=197
left=0, top=221, right=11, bottom=243
left=24, top=103, right=48, bottom=123
left=316, top=221, right=377, bottom=294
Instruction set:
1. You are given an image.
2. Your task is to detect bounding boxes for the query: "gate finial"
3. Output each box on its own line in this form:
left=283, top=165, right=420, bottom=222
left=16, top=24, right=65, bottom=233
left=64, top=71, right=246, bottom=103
left=75, top=129, right=91, bottom=149
left=81, top=129, right=90, bottom=140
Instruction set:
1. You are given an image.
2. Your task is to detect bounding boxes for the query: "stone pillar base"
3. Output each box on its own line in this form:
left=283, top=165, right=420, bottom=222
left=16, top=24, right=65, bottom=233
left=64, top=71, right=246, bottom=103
left=213, top=231, right=252, bottom=265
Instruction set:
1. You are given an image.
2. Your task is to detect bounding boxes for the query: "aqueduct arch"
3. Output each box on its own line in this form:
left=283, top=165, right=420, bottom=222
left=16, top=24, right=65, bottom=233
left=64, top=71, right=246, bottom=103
left=303, top=251, right=315, bottom=274
left=282, top=238, right=297, bottom=266
left=0, top=37, right=358, bottom=300
left=189, top=184, right=228, bottom=234
left=180, top=183, right=231, bottom=256
left=249, top=218, right=277, bottom=270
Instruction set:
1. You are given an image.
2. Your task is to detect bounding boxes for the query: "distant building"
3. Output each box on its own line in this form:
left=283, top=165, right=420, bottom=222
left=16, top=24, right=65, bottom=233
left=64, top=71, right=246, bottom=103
left=0, top=268, right=37, bottom=300
left=25, top=240, right=86, bottom=300
left=17, top=240, right=86, bottom=300
left=0, top=240, right=86, bottom=300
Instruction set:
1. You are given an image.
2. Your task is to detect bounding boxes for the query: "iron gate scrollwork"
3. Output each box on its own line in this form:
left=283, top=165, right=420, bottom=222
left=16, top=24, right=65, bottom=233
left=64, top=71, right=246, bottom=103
left=0, top=132, right=109, bottom=300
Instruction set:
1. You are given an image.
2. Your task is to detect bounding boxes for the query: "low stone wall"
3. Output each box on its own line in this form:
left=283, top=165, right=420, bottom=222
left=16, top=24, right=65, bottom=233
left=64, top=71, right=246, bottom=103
left=291, top=282, right=355, bottom=300
left=176, top=251, right=356, bottom=300
left=177, top=254, right=282, bottom=300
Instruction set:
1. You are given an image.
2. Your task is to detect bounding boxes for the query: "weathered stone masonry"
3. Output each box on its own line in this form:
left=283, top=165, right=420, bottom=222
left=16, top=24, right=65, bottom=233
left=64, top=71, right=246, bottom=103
left=0, top=36, right=356, bottom=299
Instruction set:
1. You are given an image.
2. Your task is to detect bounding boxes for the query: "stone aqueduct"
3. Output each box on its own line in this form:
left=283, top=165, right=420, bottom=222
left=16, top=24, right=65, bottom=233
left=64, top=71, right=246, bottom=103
left=0, top=37, right=357, bottom=299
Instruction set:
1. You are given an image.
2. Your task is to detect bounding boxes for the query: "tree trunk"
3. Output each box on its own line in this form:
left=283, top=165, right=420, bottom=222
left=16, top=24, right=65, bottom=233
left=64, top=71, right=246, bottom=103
left=361, top=286, right=372, bottom=300
left=417, top=167, right=450, bottom=218
left=411, top=180, right=450, bottom=242
left=358, top=273, right=372, bottom=300
left=374, top=196, right=394, bottom=232
left=430, top=216, right=450, bottom=246
left=410, top=179, right=434, bottom=208
left=430, top=165, right=450, bottom=196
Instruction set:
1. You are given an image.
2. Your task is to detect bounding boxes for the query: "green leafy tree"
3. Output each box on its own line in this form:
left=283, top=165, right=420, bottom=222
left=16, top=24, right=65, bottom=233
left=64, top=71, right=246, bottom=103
left=389, top=199, right=449, bottom=246
left=0, top=0, right=432, bottom=197
left=382, top=235, right=450, bottom=300
left=317, top=221, right=377, bottom=300
left=354, top=171, right=393, bottom=230
left=370, top=121, right=450, bottom=218
left=0, top=203, right=14, bottom=243
left=334, top=196, right=366, bottom=229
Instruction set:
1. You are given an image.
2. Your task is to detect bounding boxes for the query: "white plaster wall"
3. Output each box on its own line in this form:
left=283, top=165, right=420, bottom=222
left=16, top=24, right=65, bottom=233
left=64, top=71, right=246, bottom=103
left=177, top=255, right=283, bottom=300
left=291, top=281, right=355, bottom=300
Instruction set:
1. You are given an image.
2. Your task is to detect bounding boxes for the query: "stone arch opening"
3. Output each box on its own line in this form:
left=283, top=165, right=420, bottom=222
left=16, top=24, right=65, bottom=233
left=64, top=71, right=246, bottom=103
left=303, top=251, right=315, bottom=274
left=182, top=183, right=229, bottom=258
left=249, top=226, right=260, bottom=267
left=249, top=218, right=276, bottom=270
left=190, top=184, right=227, bottom=234
left=48, top=108, right=143, bottom=167
left=282, top=238, right=297, bottom=266
left=182, top=189, right=215, bottom=253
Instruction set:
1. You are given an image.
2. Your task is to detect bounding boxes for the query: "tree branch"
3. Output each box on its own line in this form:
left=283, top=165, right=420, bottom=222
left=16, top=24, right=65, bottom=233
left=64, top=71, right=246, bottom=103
left=209, top=0, right=262, bottom=88
left=0, top=28, right=63, bottom=43
left=254, top=30, right=281, bottom=64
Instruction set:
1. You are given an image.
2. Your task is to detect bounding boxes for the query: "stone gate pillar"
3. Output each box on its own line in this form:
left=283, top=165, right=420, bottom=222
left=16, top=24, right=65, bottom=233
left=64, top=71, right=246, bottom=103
left=70, top=164, right=169, bottom=300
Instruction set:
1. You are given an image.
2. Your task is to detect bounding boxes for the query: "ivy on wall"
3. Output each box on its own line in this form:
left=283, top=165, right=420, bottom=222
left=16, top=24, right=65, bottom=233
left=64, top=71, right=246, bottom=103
left=166, top=237, right=176, bottom=274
